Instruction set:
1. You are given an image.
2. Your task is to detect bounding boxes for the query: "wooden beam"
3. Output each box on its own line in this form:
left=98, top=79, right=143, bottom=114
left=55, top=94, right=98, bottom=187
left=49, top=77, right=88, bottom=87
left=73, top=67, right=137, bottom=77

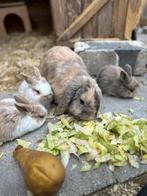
left=57, top=0, right=111, bottom=42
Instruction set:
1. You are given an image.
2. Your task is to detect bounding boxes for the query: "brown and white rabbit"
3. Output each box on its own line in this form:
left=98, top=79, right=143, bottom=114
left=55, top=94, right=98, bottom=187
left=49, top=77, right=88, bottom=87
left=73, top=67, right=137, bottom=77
left=0, top=95, right=47, bottom=143
left=39, top=46, right=102, bottom=120
left=18, top=67, right=53, bottom=107
left=97, top=64, right=139, bottom=98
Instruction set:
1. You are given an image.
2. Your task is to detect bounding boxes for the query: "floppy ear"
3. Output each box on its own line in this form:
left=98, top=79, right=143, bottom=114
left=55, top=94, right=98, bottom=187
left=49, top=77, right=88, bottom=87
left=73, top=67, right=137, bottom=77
left=57, top=83, right=80, bottom=114
left=21, top=73, right=35, bottom=85
left=124, top=64, right=132, bottom=76
left=14, top=95, right=30, bottom=104
left=33, top=67, right=41, bottom=79
left=120, top=71, right=130, bottom=83
left=15, top=103, right=32, bottom=113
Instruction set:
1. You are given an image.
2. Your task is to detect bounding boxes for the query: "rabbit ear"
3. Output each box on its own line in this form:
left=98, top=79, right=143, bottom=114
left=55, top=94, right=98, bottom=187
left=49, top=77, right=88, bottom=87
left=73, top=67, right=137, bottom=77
left=120, top=71, right=130, bottom=83
left=124, top=64, right=132, bottom=76
left=14, top=95, right=30, bottom=104
left=57, top=83, right=80, bottom=114
left=33, top=67, right=41, bottom=79
left=84, top=80, right=91, bottom=91
left=21, top=73, right=35, bottom=85
left=15, top=103, right=32, bottom=113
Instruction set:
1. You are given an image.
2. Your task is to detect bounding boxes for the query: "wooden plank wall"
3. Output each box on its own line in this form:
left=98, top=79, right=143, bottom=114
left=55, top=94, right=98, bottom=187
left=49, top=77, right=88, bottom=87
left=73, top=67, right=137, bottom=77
left=67, top=0, right=82, bottom=39
left=50, top=0, right=68, bottom=36
left=124, top=0, right=142, bottom=39
left=140, top=0, right=147, bottom=26
left=112, top=0, right=128, bottom=39
left=97, top=0, right=113, bottom=38
left=82, top=0, right=97, bottom=38
left=51, top=0, right=142, bottom=41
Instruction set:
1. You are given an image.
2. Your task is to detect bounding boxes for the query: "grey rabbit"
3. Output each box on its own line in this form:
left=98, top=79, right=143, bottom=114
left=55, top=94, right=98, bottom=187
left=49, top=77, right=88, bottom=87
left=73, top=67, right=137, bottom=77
left=39, top=46, right=102, bottom=120
left=97, top=64, right=139, bottom=98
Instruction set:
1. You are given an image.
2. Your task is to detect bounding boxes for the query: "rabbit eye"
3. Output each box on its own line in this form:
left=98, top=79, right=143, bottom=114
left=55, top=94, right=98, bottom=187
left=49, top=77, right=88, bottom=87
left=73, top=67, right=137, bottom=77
left=35, top=89, right=40, bottom=94
left=38, top=115, right=44, bottom=119
left=130, top=89, right=134, bottom=92
left=80, top=99, right=84, bottom=105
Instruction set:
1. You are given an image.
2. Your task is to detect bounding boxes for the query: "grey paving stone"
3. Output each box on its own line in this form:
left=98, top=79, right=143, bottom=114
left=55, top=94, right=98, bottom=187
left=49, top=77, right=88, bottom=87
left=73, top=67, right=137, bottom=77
left=0, top=74, right=147, bottom=196
left=74, top=41, right=147, bottom=76
left=142, top=26, right=147, bottom=34
left=134, top=49, right=147, bottom=75
left=79, top=50, right=119, bottom=77
left=57, top=158, right=116, bottom=196
left=113, top=163, right=147, bottom=184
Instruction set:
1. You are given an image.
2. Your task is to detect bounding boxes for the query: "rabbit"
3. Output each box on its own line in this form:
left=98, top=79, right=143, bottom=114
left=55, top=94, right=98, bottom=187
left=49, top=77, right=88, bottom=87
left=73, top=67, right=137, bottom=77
left=97, top=64, right=139, bottom=98
left=0, top=95, right=47, bottom=143
left=39, top=46, right=102, bottom=120
left=18, top=67, right=53, bottom=107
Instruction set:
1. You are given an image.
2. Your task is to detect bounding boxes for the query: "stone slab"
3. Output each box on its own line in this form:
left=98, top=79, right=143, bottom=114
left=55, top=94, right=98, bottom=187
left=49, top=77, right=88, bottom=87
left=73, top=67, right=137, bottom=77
left=57, top=159, right=115, bottom=196
left=0, top=74, right=147, bottom=196
left=113, top=163, right=147, bottom=184
left=142, top=26, right=147, bottom=34
left=79, top=50, right=119, bottom=77
left=74, top=41, right=147, bottom=76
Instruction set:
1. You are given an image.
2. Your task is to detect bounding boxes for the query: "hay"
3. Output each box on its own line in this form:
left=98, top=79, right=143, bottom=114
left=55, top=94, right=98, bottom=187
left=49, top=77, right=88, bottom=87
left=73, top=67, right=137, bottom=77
left=0, top=32, right=55, bottom=92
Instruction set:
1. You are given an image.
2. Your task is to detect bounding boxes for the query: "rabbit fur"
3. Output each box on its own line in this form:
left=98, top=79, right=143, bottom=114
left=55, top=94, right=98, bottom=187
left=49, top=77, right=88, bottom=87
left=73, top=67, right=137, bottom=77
left=97, top=64, right=139, bottom=98
left=39, top=46, right=102, bottom=120
left=18, top=67, right=53, bottom=107
left=0, top=95, right=47, bottom=142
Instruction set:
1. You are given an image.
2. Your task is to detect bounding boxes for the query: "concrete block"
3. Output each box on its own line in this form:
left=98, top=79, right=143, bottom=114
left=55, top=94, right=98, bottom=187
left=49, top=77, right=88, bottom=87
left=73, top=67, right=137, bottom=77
left=74, top=41, right=147, bottom=76
left=113, top=163, right=147, bottom=183
left=134, top=49, right=147, bottom=75
left=142, top=26, right=147, bottom=34
left=1, top=73, right=147, bottom=196
left=79, top=50, right=119, bottom=77
left=57, top=158, right=116, bottom=196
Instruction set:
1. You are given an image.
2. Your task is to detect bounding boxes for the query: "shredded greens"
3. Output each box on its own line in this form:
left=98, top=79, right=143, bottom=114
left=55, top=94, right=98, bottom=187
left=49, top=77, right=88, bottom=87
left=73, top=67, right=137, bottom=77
left=0, top=152, right=4, bottom=159
left=38, top=113, right=147, bottom=171
left=134, top=96, right=144, bottom=101
left=16, top=139, right=32, bottom=148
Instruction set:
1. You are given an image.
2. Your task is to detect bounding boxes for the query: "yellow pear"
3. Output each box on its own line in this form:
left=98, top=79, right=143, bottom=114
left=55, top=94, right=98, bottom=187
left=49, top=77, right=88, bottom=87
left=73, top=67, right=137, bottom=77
left=13, top=146, right=65, bottom=196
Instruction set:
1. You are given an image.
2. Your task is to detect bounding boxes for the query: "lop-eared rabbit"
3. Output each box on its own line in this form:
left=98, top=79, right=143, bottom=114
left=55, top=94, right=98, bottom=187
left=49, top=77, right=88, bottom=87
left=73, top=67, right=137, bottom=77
left=39, top=46, right=102, bottom=120
left=97, top=64, right=139, bottom=98
left=0, top=95, right=47, bottom=143
left=18, top=67, right=53, bottom=107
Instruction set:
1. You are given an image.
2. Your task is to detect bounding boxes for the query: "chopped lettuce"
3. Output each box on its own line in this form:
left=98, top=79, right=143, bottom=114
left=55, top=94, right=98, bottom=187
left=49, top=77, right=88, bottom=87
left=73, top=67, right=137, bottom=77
left=0, top=152, right=4, bottom=159
left=16, top=139, right=32, bottom=148
left=128, top=108, right=134, bottom=114
left=60, top=150, right=70, bottom=168
left=80, top=161, right=92, bottom=172
left=71, top=164, right=77, bottom=170
left=134, top=96, right=144, bottom=101
left=38, top=113, right=147, bottom=171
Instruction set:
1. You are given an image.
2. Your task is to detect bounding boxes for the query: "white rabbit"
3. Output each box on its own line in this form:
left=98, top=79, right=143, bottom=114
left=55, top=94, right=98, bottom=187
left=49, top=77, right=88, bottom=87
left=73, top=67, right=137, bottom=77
left=18, top=67, right=53, bottom=107
left=0, top=95, right=47, bottom=143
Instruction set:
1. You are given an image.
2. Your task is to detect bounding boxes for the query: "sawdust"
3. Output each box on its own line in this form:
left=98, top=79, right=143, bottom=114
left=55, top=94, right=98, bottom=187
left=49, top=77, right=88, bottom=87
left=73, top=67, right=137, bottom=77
left=92, top=181, right=141, bottom=196
left=0, top=32, right=55, bottom=92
